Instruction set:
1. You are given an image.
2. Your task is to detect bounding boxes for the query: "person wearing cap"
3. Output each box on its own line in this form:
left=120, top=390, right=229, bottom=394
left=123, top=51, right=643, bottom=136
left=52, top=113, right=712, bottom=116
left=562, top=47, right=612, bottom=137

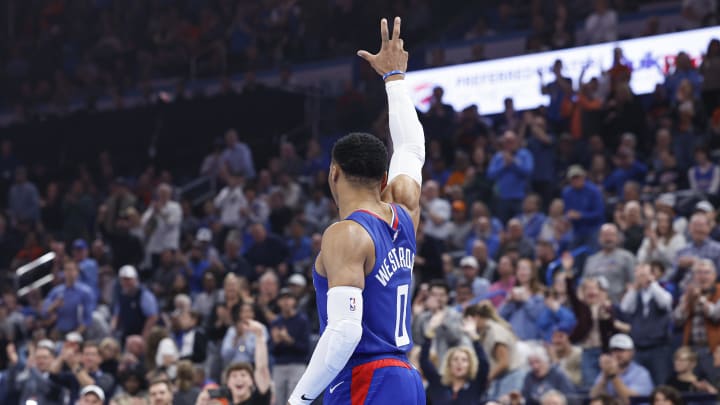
left=672, top=212, right=720, bottom=285
left=487, top=130, right=534, bottom=223
left=620, top=263, right=674, bottom=385
left=72, top=238, right=100, bottom=296
left=673, top=258, right=720, bottom=379
left=270, top=288, right=310, bottom=405
left=112, top=265, right=159, bottom=341
left=589, top=333, right=654, bottom=402
left=78, top=384, right=104, bottom=405
left=141, top=183, right=182, bottom=268
left=5, top=341, right=68, bottom=405
left=562, top=164, right=605, bottom=249
left=582, top=223, right=637, bottom=304
left=43, top=260, right=95, bottom=337
left=458, top=255, right=490, bottom=300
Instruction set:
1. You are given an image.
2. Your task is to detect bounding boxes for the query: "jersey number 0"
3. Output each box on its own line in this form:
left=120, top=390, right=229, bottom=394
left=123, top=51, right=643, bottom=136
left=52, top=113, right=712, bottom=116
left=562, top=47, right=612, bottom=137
left=394, top=284, right=410, bottom=347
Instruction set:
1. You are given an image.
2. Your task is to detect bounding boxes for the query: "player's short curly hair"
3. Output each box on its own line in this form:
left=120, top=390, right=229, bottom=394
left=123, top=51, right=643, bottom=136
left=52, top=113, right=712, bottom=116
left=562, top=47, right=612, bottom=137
left=331, top=132, right=388, bottom=185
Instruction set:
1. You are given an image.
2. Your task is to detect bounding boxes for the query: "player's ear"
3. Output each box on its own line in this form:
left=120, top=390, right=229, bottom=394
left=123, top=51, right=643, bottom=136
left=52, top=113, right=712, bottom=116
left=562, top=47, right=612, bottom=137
left=329, top=163, right=340, bottom=183
left=380, top=171, right=388, bottom=191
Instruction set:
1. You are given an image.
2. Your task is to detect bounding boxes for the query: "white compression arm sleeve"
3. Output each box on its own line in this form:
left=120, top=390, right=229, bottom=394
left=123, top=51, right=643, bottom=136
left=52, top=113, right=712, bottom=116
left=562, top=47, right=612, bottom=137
left=386, top=80, right=426, bottom=185
left=288, top=286, right=363, bottom=405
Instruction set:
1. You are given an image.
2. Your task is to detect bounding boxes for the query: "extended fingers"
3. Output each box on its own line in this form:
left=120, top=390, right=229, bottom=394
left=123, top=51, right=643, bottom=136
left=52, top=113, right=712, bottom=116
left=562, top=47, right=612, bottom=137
left=381, top=18, right=389, bottom=44
left=392, top=16, right=401, bottom=40
left=356, top=50, right=374, bottom=61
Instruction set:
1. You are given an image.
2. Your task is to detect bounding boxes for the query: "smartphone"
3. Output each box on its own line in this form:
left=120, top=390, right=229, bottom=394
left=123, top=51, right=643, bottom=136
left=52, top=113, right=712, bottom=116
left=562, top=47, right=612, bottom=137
left=208, top=387, right=232, bottom=399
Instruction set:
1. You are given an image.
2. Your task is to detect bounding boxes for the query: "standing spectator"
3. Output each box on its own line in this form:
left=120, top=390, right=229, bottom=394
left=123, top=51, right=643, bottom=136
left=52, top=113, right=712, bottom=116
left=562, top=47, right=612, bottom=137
left=220, top=129, right=256, bottom=181
left=584, top=0, right=618, bottom=44
left=141, top=183, right=182, bottom=268
left=412, top=280, right=467, bottom=367
left=524, top=113, right=557, bottom=206
left=688, top=147, right=720, bottom=195
left=616, top=201, right=645, bottom=255
left=72, top=239, right=100, bottom=297
left=488, top=130, right=534, bottom=223
left=270, top=288, right=309, bottom=405
left=620, top=264, right=674, bottom=385
left=7, top=166, right=40, bottom=226
left=173, top=362, right=200, bottom=405
left=589, top=334, right=654, bottom=402
left=245, top=222, right=289, bottom=271
left=464, top=301, right=526, bottom=400
left=515, top=194, right=547, bottom=243
left=111, top=265, right=159, bottom=341
left=562, top=165, right=605, bottom=249
left=49, top=341, right=115, bottom=401
left=148, top=378, right=175, bottom=405
left=500, top=258, right=545, bottom=340
left=107, top=210, right=145, bottom=270
left=100, top=178, right=137, bottom=237
left=583, top=224, right=636, bottom=304
left=700, top=39, right=720, bottom=114
left=43, top=261, right=95, bottom=338
left=213, top=173, right=248, bottom=231
left=673, top=259, right=720, bottom=378
left=672, top=213, right=720, bottom=286
left=637, top=209, right=687, bottom=269
left=5, top=341, right=68, bottom=405
left=538, top=60, right=573, bottom=132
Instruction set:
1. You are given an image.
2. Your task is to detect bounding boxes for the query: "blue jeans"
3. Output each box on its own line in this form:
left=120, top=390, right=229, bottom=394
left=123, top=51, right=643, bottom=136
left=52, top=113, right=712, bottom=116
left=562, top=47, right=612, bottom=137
left=581, top=347, right=601, bottom=389
left=634, top=344, right=672, bottom=386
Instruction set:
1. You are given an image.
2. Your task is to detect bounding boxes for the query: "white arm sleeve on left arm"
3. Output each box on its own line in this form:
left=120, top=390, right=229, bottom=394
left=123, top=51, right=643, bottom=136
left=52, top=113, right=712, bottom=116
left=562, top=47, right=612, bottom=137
left=288, top=286, right=363, bottom=405
left=386, top=80, right=425, bottom=185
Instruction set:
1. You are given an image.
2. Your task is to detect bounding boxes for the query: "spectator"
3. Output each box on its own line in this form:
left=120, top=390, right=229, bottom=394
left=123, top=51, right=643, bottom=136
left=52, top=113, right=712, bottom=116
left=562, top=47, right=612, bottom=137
left=620, top=264, right=674, bottom=385
left=688, top=147, right=720, bottom=195
left=537, top=292, right=577, bottom=344
left=141, top=183, right=182, bottom=268
left=221, top=233, right=253, bottom=280
left=148, top=378, right=175, bottom=405
left=50, top=341, right=115, bottom=401
left=583, top=223, right=636, bottom=304
left=245, top=222, right=289, bottom=271
left=220, top=129, right=256, bottom=181
left=448, top=200, right=473, bottom=251
left=638, top=209, right=687, bottom=269
left=286, top=219, right=313, bottom=269
left=43, top=260, right=95, bottom=338
left=78, top=385, right=105, bottom=405
left=5, top=341, right=68, bottom=405
left=515, top=194, right=547, bottom=243
left=538, top=390, right=568, bottom=405
left=616, top=201, right=645, bottom=254
left=524, top=114, right=557, bottom=206
left=106, top=209, right=145, bottom=270
left=672, top=213, right=720, bottom=286
left=665, top=346, right=718, bottom=394
left=72, top=238, right=100, bottom=296
left=270, top=288, right=309, bottom=405
left=604, top=148, right=648, bottom=198
left=548, top=326, right=583, bottom=387
left=589, top=333, right=654, bottom=402
left=192, top=272, right=221, bottom=318
left=487, top=130, right=534, bottom=223
left=221, top=302, right=268, bottom=370
left=458, top=256, right=490, bottom=300
left=538, top=60, right=573, bottom=131
left=585, top=0, right=618, bottom=44
left=205, top=273, right=244, bottom=382
left=213, top=173, right=248, bottom=230
left=665, top=52, right=704, bottom=102
left=488, top=255, right=516, bottom=308
left=111, top=265, right=159, bottom=342
left=100, top=178, right=137, bottom=237
left=413, top=280, right=468, bottom=367
left=649, top=385, right=685, bottom=405
left=499, top=219, right=535, bottom=259
left=420, top=320, right=489, bottom=405
left=500, top=258, right=545, bottom=340
left=700, top=39, right=720, bottom=114
left=173, top=310, right=207, bottom=366
left=7, top=166, right=40, bottom=226
left=562, top=165, right=605, bottom=249
left=173, top=362, right=200, bottom=405
left=110, top=365, right=147, bottom=404
left=464, top=301, right=526, bottom=400
left=511, top=344, right=575, bottom=405
left=466, top=216, right=501, bottom=261
left=673, top=259, right=720, bottom=378
left=424, top=195, right=453, bottom=241
left=471, top=239, right=498, bottom=282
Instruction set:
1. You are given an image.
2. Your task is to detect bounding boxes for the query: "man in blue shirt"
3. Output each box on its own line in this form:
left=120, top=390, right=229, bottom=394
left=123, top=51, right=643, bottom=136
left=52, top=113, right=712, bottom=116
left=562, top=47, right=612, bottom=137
left=562, top=165, right=605, bottom=250
left=589, top=334, right=654, bottom=403
left=72, top=239, right=99, bottom=300
left=43, top=260, right=95, bottom=337
left=111, top=265, right=159, bottom=341
left=488, top=130, right=534, bottom=223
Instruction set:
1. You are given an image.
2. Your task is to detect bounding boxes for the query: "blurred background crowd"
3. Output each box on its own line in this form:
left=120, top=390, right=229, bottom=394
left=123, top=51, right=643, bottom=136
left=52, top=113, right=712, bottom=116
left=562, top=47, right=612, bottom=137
left=1, top=1, right=720, bottom=405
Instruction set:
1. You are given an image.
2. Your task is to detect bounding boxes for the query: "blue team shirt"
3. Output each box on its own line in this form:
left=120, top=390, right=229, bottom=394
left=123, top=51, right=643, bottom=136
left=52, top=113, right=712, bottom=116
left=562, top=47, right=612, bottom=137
left=313, top=203, right=416, bottom=359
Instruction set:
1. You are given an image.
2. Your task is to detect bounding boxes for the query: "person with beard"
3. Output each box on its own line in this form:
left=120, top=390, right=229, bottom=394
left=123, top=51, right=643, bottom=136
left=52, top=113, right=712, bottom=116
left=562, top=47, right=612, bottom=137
left=589, top=334, right=654, bottom=403
left=6, top=341, right=68, bottom=405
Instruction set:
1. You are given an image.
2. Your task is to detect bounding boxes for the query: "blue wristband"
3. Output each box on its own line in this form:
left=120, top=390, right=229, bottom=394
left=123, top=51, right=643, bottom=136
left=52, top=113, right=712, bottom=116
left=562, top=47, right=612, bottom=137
left=382, top=70, right=405, bottom=81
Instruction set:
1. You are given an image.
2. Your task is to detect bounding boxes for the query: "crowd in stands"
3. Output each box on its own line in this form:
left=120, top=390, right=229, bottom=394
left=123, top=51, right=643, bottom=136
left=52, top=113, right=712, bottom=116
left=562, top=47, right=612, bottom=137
left=2, top=4, right=720, bottom=405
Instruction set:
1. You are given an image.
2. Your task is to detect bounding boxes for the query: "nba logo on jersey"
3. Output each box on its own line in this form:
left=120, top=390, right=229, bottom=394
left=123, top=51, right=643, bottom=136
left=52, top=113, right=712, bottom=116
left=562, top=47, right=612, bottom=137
left=349, top=297, right=357, bottom=311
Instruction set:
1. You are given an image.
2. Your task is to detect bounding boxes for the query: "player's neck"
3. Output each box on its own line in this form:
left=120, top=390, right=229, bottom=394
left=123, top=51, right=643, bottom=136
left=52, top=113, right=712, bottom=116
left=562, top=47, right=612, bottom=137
left=335, top=183, right=384, bottom=219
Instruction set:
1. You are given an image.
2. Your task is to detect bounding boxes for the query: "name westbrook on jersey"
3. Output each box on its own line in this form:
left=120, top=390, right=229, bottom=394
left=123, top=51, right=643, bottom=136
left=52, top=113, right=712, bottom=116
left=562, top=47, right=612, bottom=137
left=375, top=246, right=415, bottom=287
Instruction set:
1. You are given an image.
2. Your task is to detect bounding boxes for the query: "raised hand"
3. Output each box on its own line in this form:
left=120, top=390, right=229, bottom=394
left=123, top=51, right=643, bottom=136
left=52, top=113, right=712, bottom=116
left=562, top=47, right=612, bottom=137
left=6, top=343, right=18, bottom=365
left=357, top=17, right=408, bottom=78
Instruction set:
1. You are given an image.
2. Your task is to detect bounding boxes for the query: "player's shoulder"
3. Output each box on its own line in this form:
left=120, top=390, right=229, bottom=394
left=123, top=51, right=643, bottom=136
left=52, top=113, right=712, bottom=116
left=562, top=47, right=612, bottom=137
left=322, top=220, right=374, bottom=249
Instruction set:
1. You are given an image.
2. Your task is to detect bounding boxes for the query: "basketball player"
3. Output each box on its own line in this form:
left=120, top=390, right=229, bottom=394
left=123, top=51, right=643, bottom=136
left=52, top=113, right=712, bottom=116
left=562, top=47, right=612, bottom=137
left=287, top=16, right=426, bottom=405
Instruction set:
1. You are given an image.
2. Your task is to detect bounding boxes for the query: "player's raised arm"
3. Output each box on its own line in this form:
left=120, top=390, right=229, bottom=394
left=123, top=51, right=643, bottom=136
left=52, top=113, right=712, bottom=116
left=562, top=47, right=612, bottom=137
left=358, top=16, right=425, bottom=229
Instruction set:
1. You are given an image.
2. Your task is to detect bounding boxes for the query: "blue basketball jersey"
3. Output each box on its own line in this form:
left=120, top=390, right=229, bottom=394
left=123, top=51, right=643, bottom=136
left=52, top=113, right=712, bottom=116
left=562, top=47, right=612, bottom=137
left=313, top=203, right=416, bottom=358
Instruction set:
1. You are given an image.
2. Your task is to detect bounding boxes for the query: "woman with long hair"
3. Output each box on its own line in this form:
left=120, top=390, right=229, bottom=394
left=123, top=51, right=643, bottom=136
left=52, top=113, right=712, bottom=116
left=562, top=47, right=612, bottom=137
left=464, top=300, right=526, bottom=401
left=666, top=346, right=718, bottom=394
left=499, top=258, right=545, bottom=340
left=220, top=301, right=269, bottom=371
left=174, top=360, right=201, bottom=405
left=637, top=208, right=686, bottom=267
left=419, top=314, right=489, bottom=404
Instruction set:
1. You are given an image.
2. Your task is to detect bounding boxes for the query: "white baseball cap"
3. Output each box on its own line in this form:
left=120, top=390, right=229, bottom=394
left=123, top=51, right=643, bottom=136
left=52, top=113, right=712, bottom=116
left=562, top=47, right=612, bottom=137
left=459, top=256, right=479, bottom=269
left=80, top=385, right=105, bottom=401
left=119, top=265, right=138, bottom=279
left=696, top=201, right=715, bottom=213
left=196, top=227, right=212, bottom=242
left=288, top=274, right=307, bottom=287
left=65, top=331, right=84, bottom=344
left=609, top=333, right=634, bottom=350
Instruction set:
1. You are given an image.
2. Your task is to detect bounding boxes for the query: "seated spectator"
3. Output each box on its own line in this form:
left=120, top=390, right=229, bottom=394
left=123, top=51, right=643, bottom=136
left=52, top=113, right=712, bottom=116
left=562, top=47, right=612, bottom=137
left=219, top=129, right=256, bottom=181
left=508, top=344, right=575, bottom=405
left=458, top=255, right=490, bottom=300
left=464, top=301, right=526, bottom=400
left=548, top=326, right=583, bottom=387
left=688, top=147, right=720, bottom=196
left=516, top=194, right=548, bottom=243
left=192, top=272, right=221, bottom=318
left=147, top=326, right=179, bottom=378
left=673, top=259, right=720, bottom=378
left=245, top=222, right=290, bottom=272
left=110, top=363, right=147, bottom=405
left=588, top=394, right=623, bottom=405
left=589, top=334, right=654, bottom=403
left=466, top=216, right=501, bottom=259
left=638, top=209, right=687, bottom=269
left=470, top=239, right=497, bottom=282
left=499, top=219, right=535, bottom=259
left=649, top=385, right=685, bottom=405
left=604, top=148, right=648, bottom=198
left=488, top=255, right=516, bottom=307
left=5, top=340, right=69, bottom=404
left=616, top=201, right=645, bottom=254
left=500, top=258, right=545, bottom=340
left=666, top=346, right=718, bottom=394
left=621, top=263, right=674, bottom=385
left=419, top=318, right=489, bottom=405
left=672, top=213, right=720, bottom=287
left=583, top=223, right=636, bottom=304
left=173, top=310, right=207, bottom=366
